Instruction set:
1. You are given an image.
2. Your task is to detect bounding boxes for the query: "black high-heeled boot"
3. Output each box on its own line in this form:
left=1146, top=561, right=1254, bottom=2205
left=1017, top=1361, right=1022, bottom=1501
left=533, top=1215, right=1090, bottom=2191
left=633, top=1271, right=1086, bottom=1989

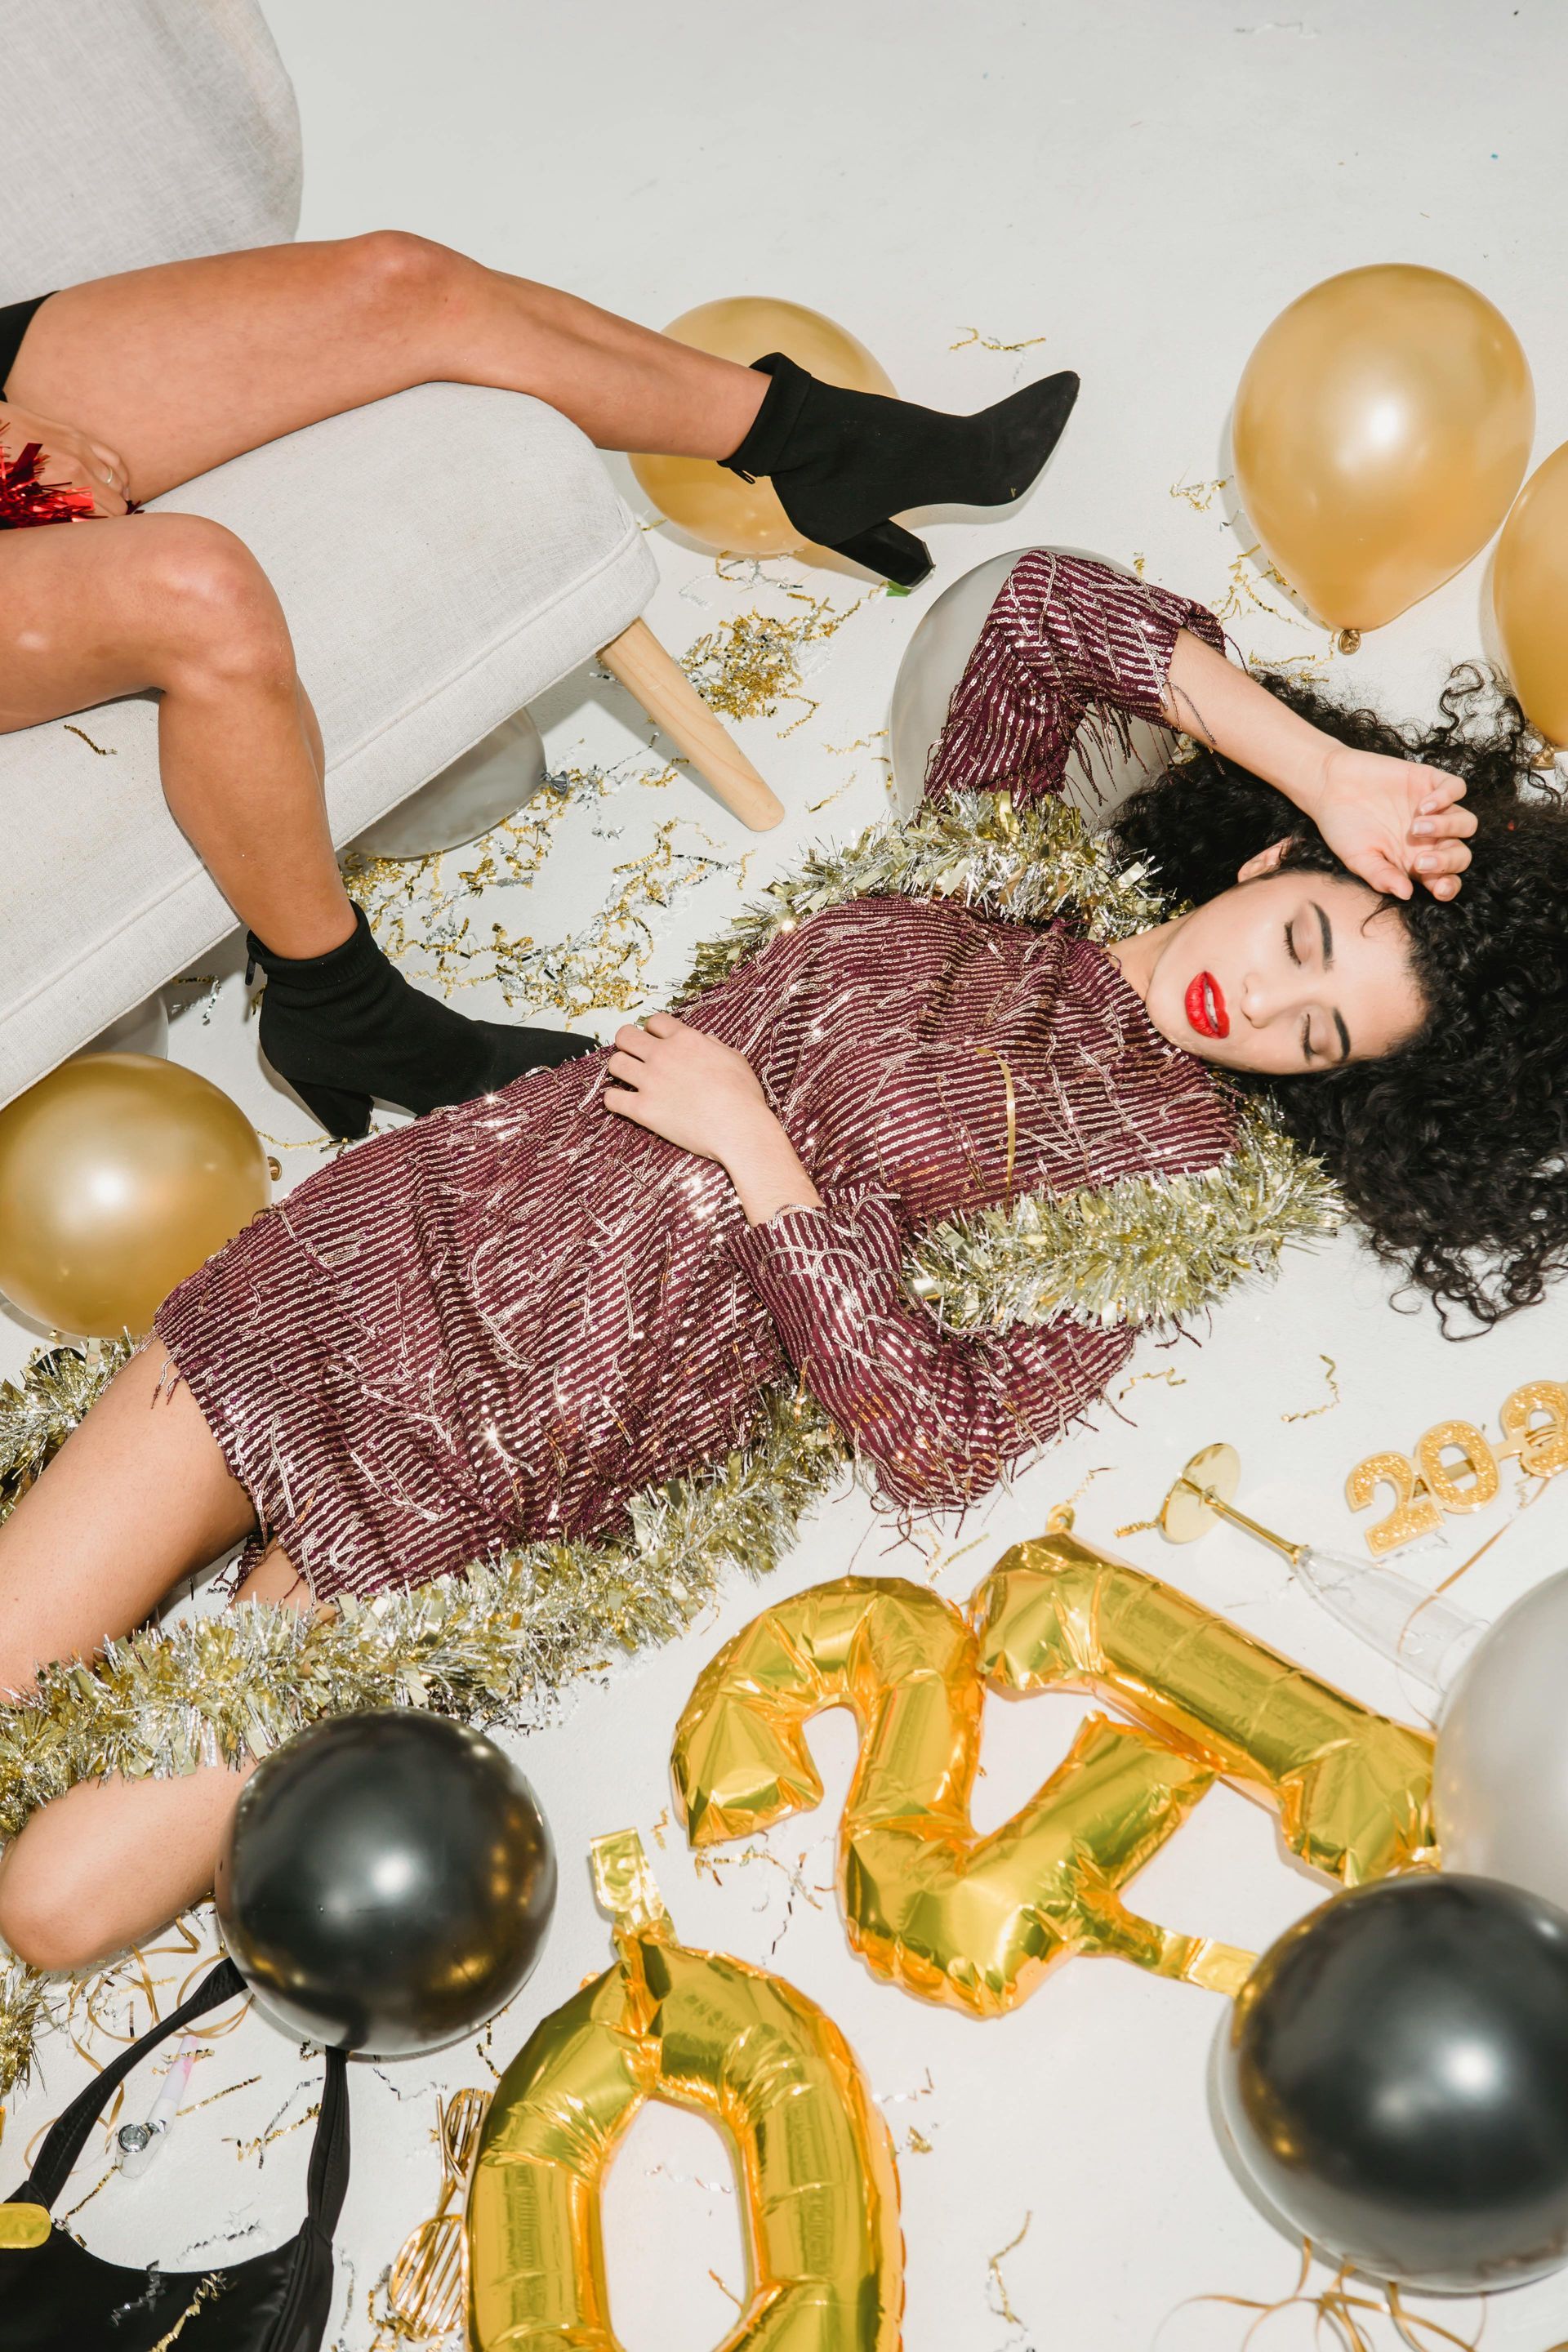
left=719, top=353, right=1080, bottom=587
left=249, top=906, right=596, bottom=1138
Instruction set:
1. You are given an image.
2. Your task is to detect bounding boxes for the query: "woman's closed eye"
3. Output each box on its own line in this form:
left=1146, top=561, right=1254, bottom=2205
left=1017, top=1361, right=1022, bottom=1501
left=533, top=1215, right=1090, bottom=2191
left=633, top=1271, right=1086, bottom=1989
left=1301, top=1009, right=1351, bottom=1066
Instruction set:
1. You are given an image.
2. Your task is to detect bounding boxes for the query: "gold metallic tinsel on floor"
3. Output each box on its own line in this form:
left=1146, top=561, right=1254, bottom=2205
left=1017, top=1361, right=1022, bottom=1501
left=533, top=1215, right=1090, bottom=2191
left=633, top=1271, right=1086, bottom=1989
left=0, top=1337, right=134, bottom=1521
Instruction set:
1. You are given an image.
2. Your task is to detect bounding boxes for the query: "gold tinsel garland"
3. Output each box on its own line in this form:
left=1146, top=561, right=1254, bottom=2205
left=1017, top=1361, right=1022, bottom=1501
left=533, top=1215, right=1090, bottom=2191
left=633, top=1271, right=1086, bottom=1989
left=909, top=1112, right=1343, bottom=1332
left=0, top=1953, right=50, bottom=2103
left=676, top=788, right=1169, bottom=1003
left=0, top=1336, right=135, bottom=1521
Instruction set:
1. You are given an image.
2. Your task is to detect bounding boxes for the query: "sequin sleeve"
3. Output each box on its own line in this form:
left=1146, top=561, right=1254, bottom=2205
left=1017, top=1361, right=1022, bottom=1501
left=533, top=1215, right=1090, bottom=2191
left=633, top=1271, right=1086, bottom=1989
left=924, top=550, right=1226, bottom=808
left=729, top=1190, right=1131, bottom=1514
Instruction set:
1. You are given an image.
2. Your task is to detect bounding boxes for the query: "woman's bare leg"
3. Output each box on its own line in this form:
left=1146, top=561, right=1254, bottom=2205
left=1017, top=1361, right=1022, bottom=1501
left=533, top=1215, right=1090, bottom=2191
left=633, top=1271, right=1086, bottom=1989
left=0, top=1344, right=310, bottom=1973
left=0, top=513, right=348, bottom=956
left=0, top=1545, right=308, bottom=1974
left=5, top=232, right=768, bottom=501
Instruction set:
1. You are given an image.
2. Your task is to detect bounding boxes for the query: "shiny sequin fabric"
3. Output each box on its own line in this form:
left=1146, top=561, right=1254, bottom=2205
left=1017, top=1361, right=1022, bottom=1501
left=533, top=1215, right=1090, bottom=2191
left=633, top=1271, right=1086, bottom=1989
left=155, top=556, right=1236, bottom=1603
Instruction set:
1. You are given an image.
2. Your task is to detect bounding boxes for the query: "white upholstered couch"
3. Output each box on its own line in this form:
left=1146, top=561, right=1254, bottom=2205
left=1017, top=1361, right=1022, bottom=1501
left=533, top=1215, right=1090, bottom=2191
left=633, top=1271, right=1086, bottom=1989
left=0, top=0, right=776, bottom=1107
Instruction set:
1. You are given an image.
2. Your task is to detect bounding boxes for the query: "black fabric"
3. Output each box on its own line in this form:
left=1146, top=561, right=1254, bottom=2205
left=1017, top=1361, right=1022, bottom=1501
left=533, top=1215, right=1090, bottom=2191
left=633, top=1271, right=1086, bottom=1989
left=0, top=295, right=54, bottom=396
left=720, top=350, right=1081, bottom=587
left=0, top=1959, right=349, bottom=2352
left=248, top=902, right=595, bottom=1138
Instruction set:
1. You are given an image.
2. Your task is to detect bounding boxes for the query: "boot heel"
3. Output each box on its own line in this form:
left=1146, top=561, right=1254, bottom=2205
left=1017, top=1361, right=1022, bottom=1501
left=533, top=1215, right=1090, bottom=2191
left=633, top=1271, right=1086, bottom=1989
left=831, top=519, right=933, bottom=589
left=291, top=1079, right=372, bottom=1140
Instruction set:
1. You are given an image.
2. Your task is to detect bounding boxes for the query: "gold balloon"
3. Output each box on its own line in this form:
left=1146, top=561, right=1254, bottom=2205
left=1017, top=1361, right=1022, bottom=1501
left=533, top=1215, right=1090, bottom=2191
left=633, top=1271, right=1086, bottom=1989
left=974, top=1524, right=1436, bottom=1886
left=630, top=296, right=896, bottom=556
left=1494, top=440, right=1568, bottom=745
left=673, top=1578, right=1253, bottom=2016
left=466, top=1829, right=902, bottom=2352
left=1233, top=264, right=1533, bottom=629
left=0, top=1054, right=270, bottom=1334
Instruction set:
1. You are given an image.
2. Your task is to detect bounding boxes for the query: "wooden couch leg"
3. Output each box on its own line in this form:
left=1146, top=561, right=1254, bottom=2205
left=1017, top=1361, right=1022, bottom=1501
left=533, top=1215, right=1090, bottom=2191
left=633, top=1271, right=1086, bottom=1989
left=599, top=618, right=783, bottom=831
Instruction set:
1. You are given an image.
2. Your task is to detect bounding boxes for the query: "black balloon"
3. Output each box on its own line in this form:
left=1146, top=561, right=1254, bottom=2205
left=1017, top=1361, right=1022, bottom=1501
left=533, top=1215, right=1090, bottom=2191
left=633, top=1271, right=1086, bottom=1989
left=1218, top=1874, right=1568, bottom=2291
left=215, top=1711, right=556, bottom=2057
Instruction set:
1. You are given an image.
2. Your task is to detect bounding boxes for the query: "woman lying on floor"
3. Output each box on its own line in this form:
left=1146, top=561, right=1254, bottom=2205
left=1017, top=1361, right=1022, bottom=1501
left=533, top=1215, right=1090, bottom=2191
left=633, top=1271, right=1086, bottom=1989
left=0, top=234, right=1078, bottom=1132
left=1, top=550, right=1562, bottom=1978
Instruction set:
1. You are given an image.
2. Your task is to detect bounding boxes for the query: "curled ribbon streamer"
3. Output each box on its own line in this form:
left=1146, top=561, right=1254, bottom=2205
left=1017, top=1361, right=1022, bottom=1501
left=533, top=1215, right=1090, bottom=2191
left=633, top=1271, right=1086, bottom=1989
left=465, top=1829, right=902, bottom=2352
left=672, top=1579, right=1250, bottom=2016
left=974, top=1526, right=1436, bottom=1884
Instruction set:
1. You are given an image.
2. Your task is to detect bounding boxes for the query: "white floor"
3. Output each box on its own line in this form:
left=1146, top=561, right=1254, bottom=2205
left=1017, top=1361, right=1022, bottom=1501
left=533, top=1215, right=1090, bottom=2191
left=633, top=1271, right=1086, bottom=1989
left=7, top=3, right=1568, bottom=2346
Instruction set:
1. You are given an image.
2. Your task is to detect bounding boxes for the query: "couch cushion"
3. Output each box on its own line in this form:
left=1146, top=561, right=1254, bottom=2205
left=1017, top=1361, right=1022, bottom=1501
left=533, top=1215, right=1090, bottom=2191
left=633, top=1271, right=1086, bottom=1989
left=0, top=0, right=301, bottom=304
left=0, top=382, right=656, bottom=1104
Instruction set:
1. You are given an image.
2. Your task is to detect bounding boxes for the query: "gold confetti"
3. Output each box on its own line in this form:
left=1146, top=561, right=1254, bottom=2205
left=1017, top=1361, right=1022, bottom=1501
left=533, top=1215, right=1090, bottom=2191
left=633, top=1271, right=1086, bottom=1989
left=345, top=764, right=717, bottom=1022
left=1213, top=544, right=1309, bottom=630
left=1114, top=1517, right=1161, bottom=1540
left=1167, top=2244, right=1485, bottom=2352
left=950, top=327, right=1050, bottom=352
left=903, top=2127, right=934, bottom=2154
left=62, top=723, right=114, bottom=755
left=987, top=2211, right=1032, bottom=2328
left=680, top=591, right=872, bottom=726
left=1281, top=1352, right=1342, bottom=1423
left=1114, top=1366, right=1188, bottom=1404
left=1169, top=474, right=1230, bottom=513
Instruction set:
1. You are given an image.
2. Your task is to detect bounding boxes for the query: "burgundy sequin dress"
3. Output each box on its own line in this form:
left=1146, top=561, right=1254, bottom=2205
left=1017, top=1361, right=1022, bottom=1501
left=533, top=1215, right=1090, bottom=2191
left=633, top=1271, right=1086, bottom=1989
left=155, top=556, right=1236, bottom=1603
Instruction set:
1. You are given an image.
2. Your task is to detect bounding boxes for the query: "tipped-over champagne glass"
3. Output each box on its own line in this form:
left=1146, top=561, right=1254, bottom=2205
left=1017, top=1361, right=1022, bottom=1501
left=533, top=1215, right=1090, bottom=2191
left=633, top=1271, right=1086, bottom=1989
left=1159, top=1442, right=1568, bottom=1910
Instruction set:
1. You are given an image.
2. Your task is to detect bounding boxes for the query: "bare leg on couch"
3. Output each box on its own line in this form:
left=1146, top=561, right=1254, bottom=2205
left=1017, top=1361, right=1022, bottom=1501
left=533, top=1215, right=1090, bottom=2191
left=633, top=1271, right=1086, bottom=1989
left=0, top=1343, right=309, bottom=1974
left=2, top=232, right=771, bottom=501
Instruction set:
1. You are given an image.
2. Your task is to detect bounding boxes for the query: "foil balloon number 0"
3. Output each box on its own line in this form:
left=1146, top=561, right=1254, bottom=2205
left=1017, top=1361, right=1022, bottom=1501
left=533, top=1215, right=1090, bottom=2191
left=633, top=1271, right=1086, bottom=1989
left=466, top=1830, right=902, bottom=2352
left=672, top=1521, right=1436, bottom=2019
left=1346, top=1378, right=1568, bottom=1557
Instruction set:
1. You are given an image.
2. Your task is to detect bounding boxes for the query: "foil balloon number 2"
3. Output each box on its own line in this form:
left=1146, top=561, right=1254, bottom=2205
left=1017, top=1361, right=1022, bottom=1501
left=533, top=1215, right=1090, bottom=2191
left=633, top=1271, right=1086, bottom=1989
left=672, top=1517, right=1436, bottom=2019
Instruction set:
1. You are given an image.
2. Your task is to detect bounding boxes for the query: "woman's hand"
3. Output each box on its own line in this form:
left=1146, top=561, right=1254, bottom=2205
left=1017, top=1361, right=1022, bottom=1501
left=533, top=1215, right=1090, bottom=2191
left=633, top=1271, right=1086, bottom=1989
left=0, top=403, right=131, bottom=517
left=604, top=1013, right=822, bottom=1224
left=1301, top=742, right=1476, bottom=902
left=1168, top=630, right=1476, bottom=902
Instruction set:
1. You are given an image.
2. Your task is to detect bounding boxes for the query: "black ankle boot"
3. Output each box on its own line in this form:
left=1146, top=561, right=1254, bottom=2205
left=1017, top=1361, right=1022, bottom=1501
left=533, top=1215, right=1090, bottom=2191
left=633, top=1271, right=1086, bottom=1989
left=719, top=353, right=1080, bottom=587
left=248, top=906, right=596, bottom=1138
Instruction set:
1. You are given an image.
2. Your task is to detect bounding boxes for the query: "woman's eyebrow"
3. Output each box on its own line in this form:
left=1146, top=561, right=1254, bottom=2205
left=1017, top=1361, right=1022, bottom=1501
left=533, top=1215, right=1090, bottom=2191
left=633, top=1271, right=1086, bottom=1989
left=1314, top=902, right=1334, bottom=965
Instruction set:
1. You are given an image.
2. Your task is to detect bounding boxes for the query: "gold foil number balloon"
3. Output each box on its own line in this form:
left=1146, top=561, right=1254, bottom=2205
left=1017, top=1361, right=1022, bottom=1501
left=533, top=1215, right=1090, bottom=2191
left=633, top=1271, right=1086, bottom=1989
left=1494, top=441, right=1568, bottom=746
left=0, top=1054, right=270, bottom=1335
left=1233, top=265, right=1533, bottom=630
left=974, top=1524, right=1435, bottom=1885
left=630, top=296, right=896, bottom=557
left=466, top=1830, right=902, bottom=2352
left=673, top=1575, right=1254, bottom=2016
left=673, top=1534, right=1435, bottom=2019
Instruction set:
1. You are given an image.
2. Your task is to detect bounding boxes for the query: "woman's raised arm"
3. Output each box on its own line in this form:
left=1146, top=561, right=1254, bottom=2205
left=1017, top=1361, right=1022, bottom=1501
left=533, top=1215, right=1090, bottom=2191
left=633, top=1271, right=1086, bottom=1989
left=924, top=550, right=1225, bottom=807
left=1163, top=626, right=1475, bottom=901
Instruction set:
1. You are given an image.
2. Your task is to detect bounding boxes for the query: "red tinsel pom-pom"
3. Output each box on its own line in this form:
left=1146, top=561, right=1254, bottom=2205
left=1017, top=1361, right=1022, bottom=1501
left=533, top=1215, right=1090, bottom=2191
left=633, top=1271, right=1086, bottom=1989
left=0, top=439, right=98, bottom=528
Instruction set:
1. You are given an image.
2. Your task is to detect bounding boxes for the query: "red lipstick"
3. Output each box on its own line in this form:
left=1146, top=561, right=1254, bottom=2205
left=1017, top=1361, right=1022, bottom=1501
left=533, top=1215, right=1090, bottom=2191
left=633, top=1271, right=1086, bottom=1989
left=1185, top=970, right=1229, bottom=1040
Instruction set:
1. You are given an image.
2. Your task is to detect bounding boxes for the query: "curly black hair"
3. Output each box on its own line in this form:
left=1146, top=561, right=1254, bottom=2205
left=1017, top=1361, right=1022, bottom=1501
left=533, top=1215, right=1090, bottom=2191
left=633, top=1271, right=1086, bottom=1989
left=1107, top=666, right=1568, bottom=1331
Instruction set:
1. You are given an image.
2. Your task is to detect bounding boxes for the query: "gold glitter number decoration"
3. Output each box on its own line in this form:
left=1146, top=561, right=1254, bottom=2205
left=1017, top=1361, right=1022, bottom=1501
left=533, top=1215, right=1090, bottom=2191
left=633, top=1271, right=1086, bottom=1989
left=1498, top=1379, right=1568, bottom=1477
left=673, top=1575, right=1254, bottom=2017
left=1345, top=1450, right=1445, bottom=1558
left=672, top=1531, right=1435, bottom=2009
left=1347, top=1377, right=1568, bottom=1553
left=465, top=1830, right=902, bottom=2352
left=1414, top=1419, right=1499, bottom=1513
